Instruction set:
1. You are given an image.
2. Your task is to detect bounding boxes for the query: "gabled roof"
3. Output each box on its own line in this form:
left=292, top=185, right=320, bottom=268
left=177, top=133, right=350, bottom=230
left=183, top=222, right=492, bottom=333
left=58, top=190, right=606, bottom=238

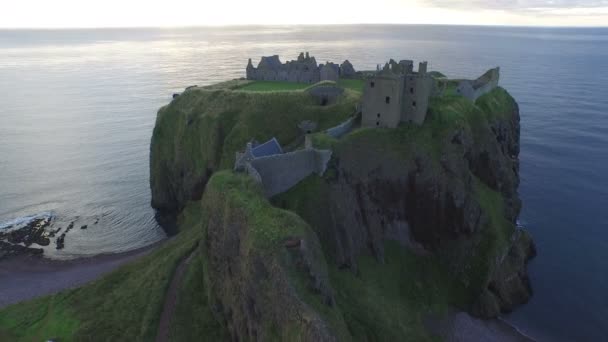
left=251, top=137, right=283, bottom=158
left=258, top=55, right=283, bottom=70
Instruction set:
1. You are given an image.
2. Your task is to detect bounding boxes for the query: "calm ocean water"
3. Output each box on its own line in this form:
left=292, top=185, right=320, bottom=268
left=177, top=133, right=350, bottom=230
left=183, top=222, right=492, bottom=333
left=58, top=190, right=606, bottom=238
left=0, top=25, right=606, bottom=341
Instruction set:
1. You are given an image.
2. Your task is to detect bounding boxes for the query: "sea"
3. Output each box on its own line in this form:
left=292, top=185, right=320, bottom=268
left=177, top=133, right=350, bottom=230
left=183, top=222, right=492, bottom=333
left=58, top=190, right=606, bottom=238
left=0, top=25, right=606, bottom=341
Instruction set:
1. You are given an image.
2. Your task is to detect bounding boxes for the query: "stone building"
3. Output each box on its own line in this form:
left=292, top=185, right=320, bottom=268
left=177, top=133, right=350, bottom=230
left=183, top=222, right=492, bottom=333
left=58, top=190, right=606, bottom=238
left=246, top=52, right=356, bottom=84
left=361, top=59, right=433, bottom=127
left=319, top=62, right=340, bottom=82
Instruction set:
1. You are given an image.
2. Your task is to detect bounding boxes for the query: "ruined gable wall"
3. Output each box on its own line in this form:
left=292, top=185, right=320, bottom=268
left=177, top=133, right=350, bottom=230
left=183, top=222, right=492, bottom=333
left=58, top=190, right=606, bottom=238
left=457, top=67, right=500, bottom=101
left=249, top=149, right=331, bottom=197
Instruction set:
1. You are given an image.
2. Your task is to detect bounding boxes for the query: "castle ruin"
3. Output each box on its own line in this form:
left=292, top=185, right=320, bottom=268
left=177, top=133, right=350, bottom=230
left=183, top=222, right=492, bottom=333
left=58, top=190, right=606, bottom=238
left=361, top=59, right=434, bottom=127
left=246, top=52, right=356, bottom=84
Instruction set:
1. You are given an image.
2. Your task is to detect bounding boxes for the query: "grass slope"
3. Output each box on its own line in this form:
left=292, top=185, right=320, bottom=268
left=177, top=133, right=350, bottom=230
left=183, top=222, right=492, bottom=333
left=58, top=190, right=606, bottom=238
left=238, top=81, right=311, bottom=92
left=152, top=83, right=360, bottom=174
left=168, top=248, right=227, bottom=342
left=0, top=202, right=218, bottom=342
left=237, top=79, right=365, bottom=93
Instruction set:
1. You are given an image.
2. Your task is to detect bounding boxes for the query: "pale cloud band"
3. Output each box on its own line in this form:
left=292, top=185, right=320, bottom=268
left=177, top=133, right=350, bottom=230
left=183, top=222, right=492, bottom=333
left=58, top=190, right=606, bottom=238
left=424, top=0, right=608, bottom=14
left=1, top=0, right=607, bottom=28
left=425, top=0, right=608, bottom=8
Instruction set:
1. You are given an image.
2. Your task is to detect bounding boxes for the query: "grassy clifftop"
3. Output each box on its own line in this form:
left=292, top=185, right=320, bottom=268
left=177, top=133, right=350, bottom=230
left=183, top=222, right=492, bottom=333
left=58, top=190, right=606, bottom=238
left=150, top=82, right=361, bottom=216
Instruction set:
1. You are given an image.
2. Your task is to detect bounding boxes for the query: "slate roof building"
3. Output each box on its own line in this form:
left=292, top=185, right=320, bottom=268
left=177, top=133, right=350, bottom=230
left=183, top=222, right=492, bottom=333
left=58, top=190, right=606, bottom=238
left=250, top=137, right=284, bottom=158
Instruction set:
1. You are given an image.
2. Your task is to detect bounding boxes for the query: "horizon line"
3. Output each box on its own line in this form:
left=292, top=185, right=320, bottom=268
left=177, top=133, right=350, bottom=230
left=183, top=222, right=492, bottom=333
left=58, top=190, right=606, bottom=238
left=1, top=23, right=608, bottom=30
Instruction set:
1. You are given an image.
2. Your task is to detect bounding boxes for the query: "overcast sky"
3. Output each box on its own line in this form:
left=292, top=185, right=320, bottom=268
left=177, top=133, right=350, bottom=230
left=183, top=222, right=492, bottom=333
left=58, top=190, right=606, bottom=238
left=2, top=0, right=607, bottom=28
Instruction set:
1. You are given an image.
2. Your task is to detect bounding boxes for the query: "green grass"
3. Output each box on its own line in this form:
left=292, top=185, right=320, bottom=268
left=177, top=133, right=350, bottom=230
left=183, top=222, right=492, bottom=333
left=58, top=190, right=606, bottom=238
left=151, top=86, right=360, bottom=180
left=475, top=87, right=516, bottom=120
left=168, top=249, right=228, bottom=342
left=272, top=175, right=337, bottom=257
left=237, top=80, right=311, bottom=92
left=205, top=171, right=311, bottom=250
left=237, top=79, right=366, bottom=93
left=329, top=242, right=465, bottom=341
left=466, top=178, right=515, bottom=293
left=337, top=79, right=365, bottom=92
left=310, top=132, right=339, bottom=149
left=0, top=201, right=212, bottom=341
left=0, top=294, right=78, bottom=342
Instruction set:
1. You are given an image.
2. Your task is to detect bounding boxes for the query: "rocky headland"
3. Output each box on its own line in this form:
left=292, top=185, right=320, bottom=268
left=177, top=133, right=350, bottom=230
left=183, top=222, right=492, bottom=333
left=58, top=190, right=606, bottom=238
left=0, top=75, right=536, bottom=341
left=148, top=78, right=536, bottom=339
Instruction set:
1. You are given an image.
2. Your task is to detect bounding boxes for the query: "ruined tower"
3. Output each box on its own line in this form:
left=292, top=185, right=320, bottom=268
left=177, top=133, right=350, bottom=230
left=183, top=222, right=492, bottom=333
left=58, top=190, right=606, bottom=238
left=361, top=60, right=433, bottom=127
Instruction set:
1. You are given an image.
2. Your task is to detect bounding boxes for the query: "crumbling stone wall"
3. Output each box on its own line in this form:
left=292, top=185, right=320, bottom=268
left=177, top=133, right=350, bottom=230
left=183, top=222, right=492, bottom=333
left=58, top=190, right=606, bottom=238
left=249, top=149, right=332, bottom=197
left=456, top=67, right=500, bottom=101
left=308, top=85, right=344, bottom=106
left=326, top=116, right=356, bottom=138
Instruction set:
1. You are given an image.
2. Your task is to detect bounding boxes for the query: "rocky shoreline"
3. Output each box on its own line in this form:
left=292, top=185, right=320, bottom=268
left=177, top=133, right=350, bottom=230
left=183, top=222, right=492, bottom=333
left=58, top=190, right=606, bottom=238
left=0, top=217, right=50, bottom=259
left=0, top=214, right=102, bottom=260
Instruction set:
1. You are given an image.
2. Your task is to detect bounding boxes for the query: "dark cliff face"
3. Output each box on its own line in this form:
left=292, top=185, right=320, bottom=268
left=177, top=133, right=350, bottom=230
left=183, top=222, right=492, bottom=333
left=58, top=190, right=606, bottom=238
left=275, top=90, right=535, bottom=318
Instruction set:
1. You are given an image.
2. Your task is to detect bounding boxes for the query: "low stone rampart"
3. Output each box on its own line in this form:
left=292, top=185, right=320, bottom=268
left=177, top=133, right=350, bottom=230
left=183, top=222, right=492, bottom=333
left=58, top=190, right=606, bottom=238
left=326, top=117, right=356, bottom=138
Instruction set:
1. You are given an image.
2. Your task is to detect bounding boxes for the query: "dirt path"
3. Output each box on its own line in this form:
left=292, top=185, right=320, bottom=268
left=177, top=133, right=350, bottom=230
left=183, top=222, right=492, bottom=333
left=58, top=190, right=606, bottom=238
left=0, top=241, right=162, bottom=309
left=155, top=248, right=197, bottom=342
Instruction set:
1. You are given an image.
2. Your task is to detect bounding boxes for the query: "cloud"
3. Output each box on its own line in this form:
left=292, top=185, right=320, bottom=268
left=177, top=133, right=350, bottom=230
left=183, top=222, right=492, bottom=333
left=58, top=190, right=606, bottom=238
left=423, top=0, right=608, bottom=12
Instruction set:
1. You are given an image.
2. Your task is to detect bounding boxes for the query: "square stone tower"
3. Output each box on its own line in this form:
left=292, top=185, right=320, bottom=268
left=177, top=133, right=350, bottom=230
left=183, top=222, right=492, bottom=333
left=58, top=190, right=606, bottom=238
left=361, top=60, right=433, bottom=128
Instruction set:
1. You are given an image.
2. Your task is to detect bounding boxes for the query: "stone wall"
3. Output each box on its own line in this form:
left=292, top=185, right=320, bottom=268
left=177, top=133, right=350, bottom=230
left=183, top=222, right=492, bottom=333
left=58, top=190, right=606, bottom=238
left=326, top=116, right=356, bottom=138
left=308, top=85, right=344, bottom=106
left=456, top=67, right=500, bottom=101
left=249, top=149, right=332, bottom=197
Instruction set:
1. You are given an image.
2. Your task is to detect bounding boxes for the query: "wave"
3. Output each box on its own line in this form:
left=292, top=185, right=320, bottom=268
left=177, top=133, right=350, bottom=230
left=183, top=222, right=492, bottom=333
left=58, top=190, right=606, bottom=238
left=0, top=212, right=53, bottom=230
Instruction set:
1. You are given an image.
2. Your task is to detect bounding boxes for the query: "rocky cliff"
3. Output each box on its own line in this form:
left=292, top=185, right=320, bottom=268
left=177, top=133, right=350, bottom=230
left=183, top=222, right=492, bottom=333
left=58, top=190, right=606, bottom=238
left=149, top=81, right=536, bottom=340
left=275, top=88, right=535, bottom=317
